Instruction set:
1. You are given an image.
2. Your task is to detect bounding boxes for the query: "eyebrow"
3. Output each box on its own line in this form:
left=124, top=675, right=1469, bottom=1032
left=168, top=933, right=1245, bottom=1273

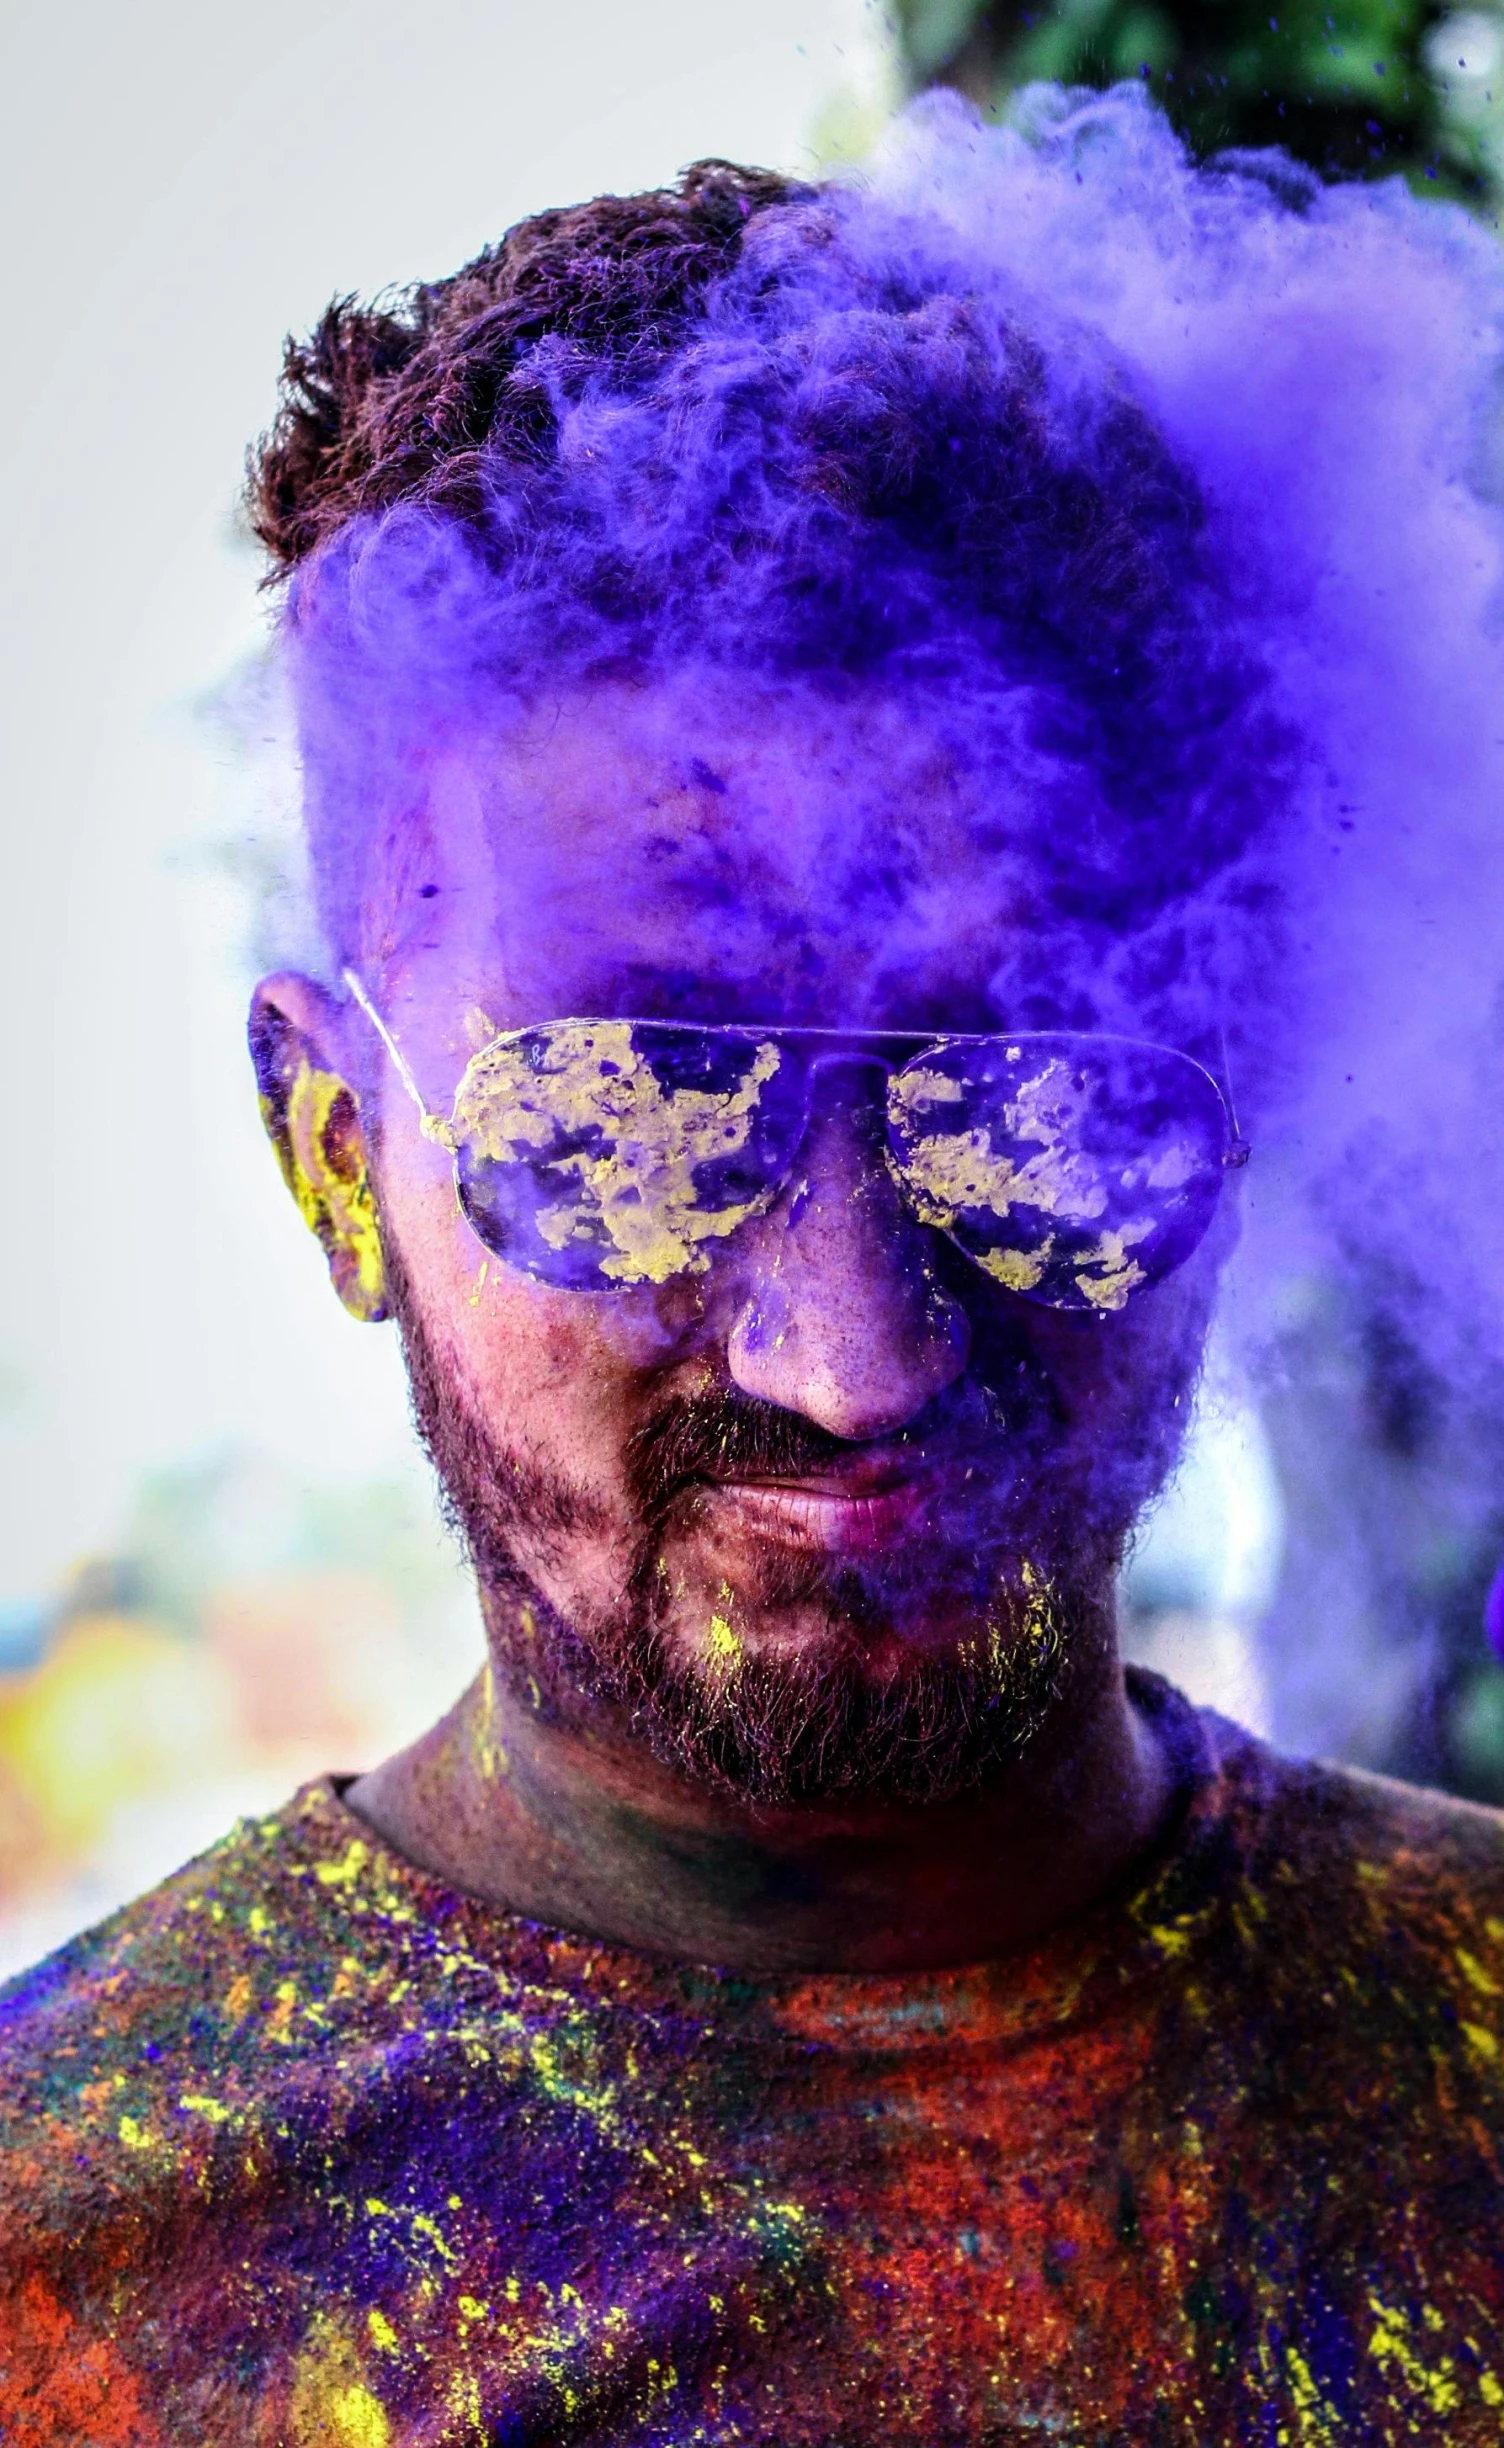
left=546, top=965, right=783, bottom=1026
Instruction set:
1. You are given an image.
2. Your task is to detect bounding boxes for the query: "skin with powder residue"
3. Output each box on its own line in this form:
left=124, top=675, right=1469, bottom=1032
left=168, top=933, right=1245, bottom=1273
left=469, top=1663, right=509, bottom=1784
left=969, top=1559, right=1063, bottom=1719
left=705, top=1585, right=742, bottom=1673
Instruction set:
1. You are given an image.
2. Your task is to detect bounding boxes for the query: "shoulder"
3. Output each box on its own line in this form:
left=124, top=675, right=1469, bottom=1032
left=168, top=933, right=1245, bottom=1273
left=0, top=1778, right=667, bottom=2253
left=1192, top=1707, right=1504, bottom=2067
left=0, top=1783, right=408, bottom=2255
left=1219, top=1713, right=1504, bottom=1913
left=0, top=1782, right=342, bottom=2079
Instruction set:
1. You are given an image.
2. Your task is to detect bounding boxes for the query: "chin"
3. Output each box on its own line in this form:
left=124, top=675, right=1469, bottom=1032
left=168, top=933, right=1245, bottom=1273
left=655, top=1517, right=1079, bottom=1682
left=632, top=1570, right=1079, bottom=1810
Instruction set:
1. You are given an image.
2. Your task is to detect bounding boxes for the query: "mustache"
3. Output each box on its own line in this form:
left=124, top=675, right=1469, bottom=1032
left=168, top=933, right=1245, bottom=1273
left=625, top=1367, right=1041, bottom=1520
left=630, top=1390, right=853, bottom=1499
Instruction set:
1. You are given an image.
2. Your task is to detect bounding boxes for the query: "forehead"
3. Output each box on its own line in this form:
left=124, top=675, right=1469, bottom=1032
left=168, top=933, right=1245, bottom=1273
left=399, top=674, right=1088, bottom=1034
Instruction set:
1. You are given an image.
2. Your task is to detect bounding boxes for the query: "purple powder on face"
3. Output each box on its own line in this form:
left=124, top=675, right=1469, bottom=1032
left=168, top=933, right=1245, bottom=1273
left=1485, top=1561, right=1504, bottom=1664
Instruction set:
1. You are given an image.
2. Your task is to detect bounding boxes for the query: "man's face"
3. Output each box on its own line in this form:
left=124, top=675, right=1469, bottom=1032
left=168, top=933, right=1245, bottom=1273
left=331, top=677, right=1216, bottom=1804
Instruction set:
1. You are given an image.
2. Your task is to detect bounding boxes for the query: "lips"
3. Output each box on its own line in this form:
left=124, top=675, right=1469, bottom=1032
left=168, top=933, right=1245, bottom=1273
left=698, top=1458, right=933, bottom=1555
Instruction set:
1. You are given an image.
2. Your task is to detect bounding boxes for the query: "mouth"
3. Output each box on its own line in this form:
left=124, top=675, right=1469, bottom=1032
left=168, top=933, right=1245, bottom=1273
left=696, top=1457, right=935, bottom=1555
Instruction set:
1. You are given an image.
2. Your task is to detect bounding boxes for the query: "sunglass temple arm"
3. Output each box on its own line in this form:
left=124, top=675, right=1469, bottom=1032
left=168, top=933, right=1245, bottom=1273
left=341, top=968, right=457, bottom=1151
left=1218, top=1024, right=1251, bottom=1170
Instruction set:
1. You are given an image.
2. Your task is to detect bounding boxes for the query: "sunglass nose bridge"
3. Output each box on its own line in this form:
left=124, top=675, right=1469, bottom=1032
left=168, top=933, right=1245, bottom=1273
left=803, top=1046, right=896, bottom=1087
left=798, top=1049, right=898, bottom=1138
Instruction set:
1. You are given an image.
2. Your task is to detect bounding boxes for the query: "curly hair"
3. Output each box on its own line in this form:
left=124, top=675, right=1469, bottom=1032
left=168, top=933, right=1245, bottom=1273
left=249, top=162, right=805, bottom=573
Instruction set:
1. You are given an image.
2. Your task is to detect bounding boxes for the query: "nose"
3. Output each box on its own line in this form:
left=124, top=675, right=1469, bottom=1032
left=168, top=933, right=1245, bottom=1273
left=726, top=1072, right=971, bottom=1441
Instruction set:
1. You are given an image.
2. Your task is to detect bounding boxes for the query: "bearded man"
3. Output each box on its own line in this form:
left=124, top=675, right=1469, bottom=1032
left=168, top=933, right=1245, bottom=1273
left=2, top=102, right=1502, bottom=2446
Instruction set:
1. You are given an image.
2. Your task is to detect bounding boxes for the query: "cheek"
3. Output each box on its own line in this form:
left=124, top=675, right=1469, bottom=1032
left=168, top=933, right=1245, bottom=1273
left=464, top=1286, right=617, bottom=1457
left=378, top=1144, right=671, bottom=1472
left=377, top=1138, right=488, bottom=1317
left=1011, top=1270, right=1211, bottom=1429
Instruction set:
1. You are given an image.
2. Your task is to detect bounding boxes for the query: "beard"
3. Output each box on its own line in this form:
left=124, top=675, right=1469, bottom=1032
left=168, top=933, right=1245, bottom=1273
left=385, top=1244, right=1176, bottom=1809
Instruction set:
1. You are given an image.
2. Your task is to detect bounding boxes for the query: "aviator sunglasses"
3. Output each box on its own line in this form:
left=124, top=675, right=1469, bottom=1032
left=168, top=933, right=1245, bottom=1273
left=345, top=972, right=1248, bottom=1313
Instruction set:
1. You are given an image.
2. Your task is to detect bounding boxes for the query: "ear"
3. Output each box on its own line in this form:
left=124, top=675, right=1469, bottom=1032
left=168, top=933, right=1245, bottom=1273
left=249, top=973, right=388, bottom=1323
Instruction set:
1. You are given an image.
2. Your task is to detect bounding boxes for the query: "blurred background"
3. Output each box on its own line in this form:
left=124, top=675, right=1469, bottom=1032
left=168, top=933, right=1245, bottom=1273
left=3, top=0, right=1503, bottom=1980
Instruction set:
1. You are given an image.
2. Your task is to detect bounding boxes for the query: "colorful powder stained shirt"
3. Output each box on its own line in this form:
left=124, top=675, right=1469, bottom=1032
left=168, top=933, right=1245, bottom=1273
left=1, top=1676, right=1503, bottom=2446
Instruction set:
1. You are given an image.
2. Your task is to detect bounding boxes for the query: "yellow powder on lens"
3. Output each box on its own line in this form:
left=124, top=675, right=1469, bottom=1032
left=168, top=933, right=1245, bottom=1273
left=451, top=1023, right=784, bottom=1284
left=888, top=1059, right=1167, bottom=1310
left=976, top=1243, right=1051, bottom=1294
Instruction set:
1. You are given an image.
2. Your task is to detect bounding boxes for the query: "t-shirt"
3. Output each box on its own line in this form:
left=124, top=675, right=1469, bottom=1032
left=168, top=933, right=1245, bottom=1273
left=1, top=1673, right=1502, bottom=2446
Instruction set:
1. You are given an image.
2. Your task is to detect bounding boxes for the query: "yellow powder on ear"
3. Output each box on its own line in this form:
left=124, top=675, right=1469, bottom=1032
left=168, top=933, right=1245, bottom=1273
left=280, top=1058, right=386, bottom=1314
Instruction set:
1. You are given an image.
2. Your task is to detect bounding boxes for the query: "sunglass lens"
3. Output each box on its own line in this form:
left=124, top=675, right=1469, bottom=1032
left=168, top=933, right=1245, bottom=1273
left=887, top=1036, right=1228, bottom=1311
left=451, top=1021, right=806, bottom=1288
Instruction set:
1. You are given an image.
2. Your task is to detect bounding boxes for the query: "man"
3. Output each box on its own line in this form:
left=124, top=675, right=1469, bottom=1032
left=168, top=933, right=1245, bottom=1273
left=3, top=106, right=1502, bottom=2447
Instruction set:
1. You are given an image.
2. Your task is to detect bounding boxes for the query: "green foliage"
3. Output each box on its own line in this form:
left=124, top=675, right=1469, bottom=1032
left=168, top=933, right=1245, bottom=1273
left=1450, top=1660, right=1504, bottom=1800
left=893, top=0, right=1494, bottom=196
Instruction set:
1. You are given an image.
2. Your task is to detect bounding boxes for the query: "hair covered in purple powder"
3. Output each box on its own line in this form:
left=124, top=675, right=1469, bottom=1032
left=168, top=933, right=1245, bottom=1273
left=261, top=100, right=1292, bottom=1069
left=257, top=81, right=1504, bottom=1465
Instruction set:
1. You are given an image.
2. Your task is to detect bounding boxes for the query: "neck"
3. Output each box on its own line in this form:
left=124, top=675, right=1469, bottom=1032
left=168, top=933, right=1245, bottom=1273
left=346, top=1599, right=1173, bottom=1975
